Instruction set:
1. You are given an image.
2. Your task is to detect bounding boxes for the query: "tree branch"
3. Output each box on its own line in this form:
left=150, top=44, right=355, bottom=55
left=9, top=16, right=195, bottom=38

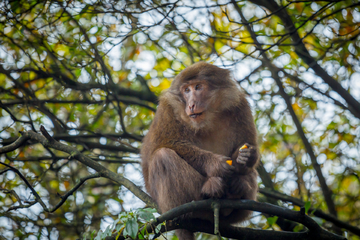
left=260, top=188, right=360, bottom=236
left=0, top=127, right=158, bottom=210
left=105, top=199, right=346, bottom=240
left=248, top=0, right=360, bottom=118
left=50, top=173, right=102, bottom=213
left=0, top=188, right=37, bottom=211
left=0, top=161, right=49, bottom=211
left=231, top=0, right=337, bottom=218
left=1, top=132, right=142, bottom=154
left=0, top=132, right=30, bottom=154
left=1, top=98, right=156, bottom=112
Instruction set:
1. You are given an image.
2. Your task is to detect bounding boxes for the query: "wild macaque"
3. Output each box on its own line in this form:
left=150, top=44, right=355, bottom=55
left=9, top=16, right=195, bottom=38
left=141, top=62, right=259, bottom=240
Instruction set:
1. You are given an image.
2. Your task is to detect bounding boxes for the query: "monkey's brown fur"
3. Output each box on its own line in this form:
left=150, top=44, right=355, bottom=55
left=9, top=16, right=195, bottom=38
left=141, top=62, right=259, bottom=240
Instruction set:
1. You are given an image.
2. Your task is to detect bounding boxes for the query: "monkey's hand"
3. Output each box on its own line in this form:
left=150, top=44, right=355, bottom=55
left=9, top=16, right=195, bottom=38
left=206, top=154, right=234, bottom=179
left=201, top=155, right=233, bottom=198
left=236, top=143, right=258, bottom=169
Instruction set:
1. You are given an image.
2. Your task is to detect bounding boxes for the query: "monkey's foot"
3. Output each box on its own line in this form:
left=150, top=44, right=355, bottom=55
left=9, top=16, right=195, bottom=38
left=201, top=177, right=225, bottom=199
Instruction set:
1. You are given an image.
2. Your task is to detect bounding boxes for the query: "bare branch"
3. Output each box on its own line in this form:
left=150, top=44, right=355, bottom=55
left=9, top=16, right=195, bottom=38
left=231, top=0, right=338, bottom=218
left=4, top=128, right=157, bottom=210
left=1, top=98, right=156, bottom=112
left=260, top=188, right=360, bottom=236
left=105, top=199, right=346, bottom=240
left=50, top=173, right=101, bottom=213
left=0, top=188, right=37, bottom=211
left=0, top=162, right=49, bottom=211
left=248, top=0, right=360, bottom=118
left=0, top=133, right=30, bottom=154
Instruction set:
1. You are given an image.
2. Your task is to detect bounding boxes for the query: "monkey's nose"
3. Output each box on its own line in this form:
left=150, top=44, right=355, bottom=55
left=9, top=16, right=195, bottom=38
left=189, top=104, right=195, bottom=112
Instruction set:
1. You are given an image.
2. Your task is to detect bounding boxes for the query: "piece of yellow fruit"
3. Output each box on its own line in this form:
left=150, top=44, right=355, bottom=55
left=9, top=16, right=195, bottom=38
left=239, top=144, right=248, bottom=151
left=226, top=160, right=233, bottom=166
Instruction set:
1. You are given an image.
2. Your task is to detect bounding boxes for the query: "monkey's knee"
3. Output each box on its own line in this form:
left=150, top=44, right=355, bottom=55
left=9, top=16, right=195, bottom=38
left=149, top=148, right=205, bottom=213
left=228, top=171, right=258, bottom=200
left=153, top=148, right=178, bottom=160
left=150, top=148, right=179, bottom=176
left=151, top=148, right=204, bottom=181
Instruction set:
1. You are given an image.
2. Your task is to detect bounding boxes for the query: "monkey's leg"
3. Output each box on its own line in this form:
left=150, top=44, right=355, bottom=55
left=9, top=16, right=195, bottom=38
left=148, top=148, right=205, bottom=212
left=148, top=148, right=206, bottom=240
left=228, top=170, right=257, bottom=200
left=223, top=170, right=258, bottom=223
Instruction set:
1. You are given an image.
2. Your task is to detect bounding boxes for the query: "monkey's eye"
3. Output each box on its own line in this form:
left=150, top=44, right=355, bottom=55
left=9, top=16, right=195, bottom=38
left=195, top=84, right=202, bottom=90
left=184, top=87, right=190, bottom=93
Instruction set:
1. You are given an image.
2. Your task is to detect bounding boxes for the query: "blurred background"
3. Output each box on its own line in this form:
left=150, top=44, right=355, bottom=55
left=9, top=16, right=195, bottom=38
left=0, top=0, right=359, bottom=239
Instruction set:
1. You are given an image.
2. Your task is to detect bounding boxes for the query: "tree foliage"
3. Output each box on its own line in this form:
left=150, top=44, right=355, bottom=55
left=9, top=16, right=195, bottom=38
left=0, top=0, right=359, bottom=239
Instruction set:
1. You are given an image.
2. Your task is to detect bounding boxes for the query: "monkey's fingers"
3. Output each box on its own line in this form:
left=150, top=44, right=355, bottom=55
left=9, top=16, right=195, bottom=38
left=237, top=156, right=247, bottom=164
left=239, top=151, right=251, bottom=157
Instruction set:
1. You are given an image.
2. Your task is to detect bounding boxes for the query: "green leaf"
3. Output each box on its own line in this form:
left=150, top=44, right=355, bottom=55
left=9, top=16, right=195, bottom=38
left=304, top=201, right=311, bottom=214
left=103, top=225, right=112, bottom=237
left=90, top=230, right=96, bottom=240
left=124, top=218, right=139, bottom=239
left=267, top=216, right=278, bottom=226
left=138, top=226, right=148, bottom=240
left=137, top=208, right=156, bottom=221
left=293, top=224, right=304, bottom=232
left=115, top=224, right=124, bottom=232
left=311, top=216, right=324, bottom=225
left=155, top=223, right=163, bottom=233
left=94, top=230, right=102, bottom=240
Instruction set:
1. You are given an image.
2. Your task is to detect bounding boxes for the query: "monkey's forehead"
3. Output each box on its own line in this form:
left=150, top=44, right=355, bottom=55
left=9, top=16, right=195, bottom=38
left=179, top=79, right=207, bottom=86
left=179, top=63, right=229, bottom=80
left=171, top=63, right=232, bottom=90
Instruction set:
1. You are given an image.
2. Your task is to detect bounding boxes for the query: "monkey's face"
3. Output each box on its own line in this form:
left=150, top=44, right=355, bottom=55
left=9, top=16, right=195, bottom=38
left=180, top=80, right=212, bottom=124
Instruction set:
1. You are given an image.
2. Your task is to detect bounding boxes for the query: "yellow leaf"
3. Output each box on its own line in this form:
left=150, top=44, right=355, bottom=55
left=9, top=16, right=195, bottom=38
left=343, top=133, right=354, bottom=143
left=235, top=43, right=250, bottom=54
left=0, top=73, right=6, bottom=83
left=290, top=51, right=298, bottom=60
left=64, top=181, right=70, bottom=189
left=292, top=103, right=300, bottom=111
left=159, top=78, right=171, bottom=90
left=341, top=177, right=351, bottom=188
left=50, top=180, right=59, bottom=189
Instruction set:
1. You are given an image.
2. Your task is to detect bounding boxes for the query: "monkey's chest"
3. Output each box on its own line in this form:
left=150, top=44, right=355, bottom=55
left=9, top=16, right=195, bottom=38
left=196, top=130, right=235, bottom=157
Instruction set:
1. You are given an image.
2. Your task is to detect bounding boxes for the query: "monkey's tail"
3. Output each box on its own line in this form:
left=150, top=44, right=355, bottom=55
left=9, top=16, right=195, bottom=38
left=176, top=229, right=194, bottom=240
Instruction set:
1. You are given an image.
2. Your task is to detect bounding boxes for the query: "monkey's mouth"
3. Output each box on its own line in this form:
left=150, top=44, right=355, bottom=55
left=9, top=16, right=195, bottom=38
left=189, top=112, right=203, bottom=119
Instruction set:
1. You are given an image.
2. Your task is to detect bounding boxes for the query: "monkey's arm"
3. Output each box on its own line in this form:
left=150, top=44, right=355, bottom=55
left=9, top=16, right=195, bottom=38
left=171, top=142, right=233, bottom=178
left=229, top=102, right=260, bottom=173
